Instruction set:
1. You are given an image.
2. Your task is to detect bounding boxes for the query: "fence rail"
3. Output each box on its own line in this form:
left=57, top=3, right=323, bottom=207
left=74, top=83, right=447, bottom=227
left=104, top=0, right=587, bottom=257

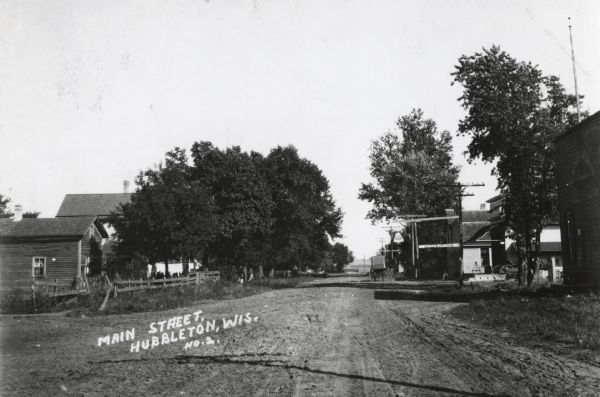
left=113, top=271, right=220, bottom=296
left=33, top=277, right=89, bottom=297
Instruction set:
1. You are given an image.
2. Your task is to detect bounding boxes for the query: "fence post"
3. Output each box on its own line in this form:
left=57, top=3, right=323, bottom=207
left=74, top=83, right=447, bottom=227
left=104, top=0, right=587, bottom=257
left=196, top=271, right=200, bottom=285
left=31, top=283, right=36, bottom=313
left=98, top=274, right=113, bottom=312
left=54, top=277, right=58, bottom=296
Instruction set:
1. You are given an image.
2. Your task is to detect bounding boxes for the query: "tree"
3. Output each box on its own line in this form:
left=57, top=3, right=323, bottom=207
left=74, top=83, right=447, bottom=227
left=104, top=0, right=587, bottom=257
left=331, top=242, right=354, bottom=272
left=109, top=148, right=217, bottom=276
left=0, top=194, right=13, bottom=218
left=191, top=142, right=274, bottom=274
left=23, top=211, right=40, bottom=218
left=359, top=109, right=459, bottom=220
left=359, top=109, right=460, bottom=276
left=265, top=146, right=343, bottom=271
left=452, top=46, right=582, bottom=286
left=88, top=237, right=103, bottom=276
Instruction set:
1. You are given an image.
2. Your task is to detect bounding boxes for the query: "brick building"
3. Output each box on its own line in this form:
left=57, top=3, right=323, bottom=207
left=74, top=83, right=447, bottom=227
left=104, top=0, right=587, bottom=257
left=556, top=111, right=600, bottom=286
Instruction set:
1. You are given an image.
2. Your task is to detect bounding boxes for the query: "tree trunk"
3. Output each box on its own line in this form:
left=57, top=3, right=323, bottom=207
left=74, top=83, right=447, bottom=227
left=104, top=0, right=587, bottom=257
left=182, top=257, right=189, bottom=275
left=243, top=265, right=248, bottom=282
left=516, top=243, right=527, bottom=287
left=202, top=250, right=210, bottom=271
left=526, top=228, right=542, bottom=287
left=164, top=259, right=170, bottom=277
left=258, top=264, right=264, bottom=279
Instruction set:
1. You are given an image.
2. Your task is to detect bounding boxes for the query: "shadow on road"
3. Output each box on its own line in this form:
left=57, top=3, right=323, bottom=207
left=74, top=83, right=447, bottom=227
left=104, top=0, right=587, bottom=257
left=168, top=354, right=505, bottom=396
left=92, top=353, right=504, bottom=395
left=92, top=354, right=504, bottom=396
left=373, top=289, right=494, bottom=302
left=300, top=281, right=455, bottom=291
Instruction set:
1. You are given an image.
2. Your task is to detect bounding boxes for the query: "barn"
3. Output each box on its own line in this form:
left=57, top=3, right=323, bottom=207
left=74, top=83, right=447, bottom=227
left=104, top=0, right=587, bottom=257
left=556, top=111, right=600, bottom=287
left=0, top=215, right=107, bottom=291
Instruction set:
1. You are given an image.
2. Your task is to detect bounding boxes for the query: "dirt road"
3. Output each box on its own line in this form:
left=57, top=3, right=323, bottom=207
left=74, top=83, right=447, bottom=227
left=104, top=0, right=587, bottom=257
left=2, top=283, right=600, bottom=396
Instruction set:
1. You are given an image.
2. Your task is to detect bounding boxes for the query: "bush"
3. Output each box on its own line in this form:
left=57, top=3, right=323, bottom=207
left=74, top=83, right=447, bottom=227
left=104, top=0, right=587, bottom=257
left=0, top=290, right=74, bottom=314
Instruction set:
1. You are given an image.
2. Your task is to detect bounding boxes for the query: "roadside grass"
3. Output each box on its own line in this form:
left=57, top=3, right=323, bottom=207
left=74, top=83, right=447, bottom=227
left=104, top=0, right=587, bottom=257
left=450, top=292, right=600, bottom=361
left=428, top=282, right=518, bottom=294
left=0, top=276, right=315, bottom=316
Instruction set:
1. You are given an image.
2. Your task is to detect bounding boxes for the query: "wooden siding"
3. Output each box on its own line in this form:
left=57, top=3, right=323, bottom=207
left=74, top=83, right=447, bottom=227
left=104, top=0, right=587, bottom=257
left=557, top=114, right=600, bottom=286
left=80, top=223, right=106, bottom=273
left=0, top=240, right=80, bottom=290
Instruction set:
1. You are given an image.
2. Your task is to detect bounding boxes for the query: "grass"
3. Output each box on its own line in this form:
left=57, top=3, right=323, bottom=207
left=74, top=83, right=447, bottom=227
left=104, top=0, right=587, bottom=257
left=0, top=276, right=315, bottom=316
left=450, top=291, right=600, bottom=361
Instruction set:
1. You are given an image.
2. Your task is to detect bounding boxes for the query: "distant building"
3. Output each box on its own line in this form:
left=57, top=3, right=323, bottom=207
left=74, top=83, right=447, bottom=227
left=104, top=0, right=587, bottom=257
left=56, top=193, right=131, bottom=220
left=556, top=111, right=600, bottom=286
left=446, top=206, right=505, bottom=277
left=538, top=225, right=563, bottom=282
left=0, top=213, right=107, bottom=291
left=485, top=194, right=562, bottom=283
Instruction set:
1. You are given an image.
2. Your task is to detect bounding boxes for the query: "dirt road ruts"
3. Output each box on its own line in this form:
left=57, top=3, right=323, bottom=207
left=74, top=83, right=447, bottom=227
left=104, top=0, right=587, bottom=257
left=2, top=285, right=600, bottom=396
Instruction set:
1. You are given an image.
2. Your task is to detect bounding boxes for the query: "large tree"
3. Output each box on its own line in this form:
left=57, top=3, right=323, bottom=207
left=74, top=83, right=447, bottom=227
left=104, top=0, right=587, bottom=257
left=452, top=46, right=582, bottom=286
left=109, top=148, right=217, bottom=276
left=191, top=142, right=273, bottom=273
left=359, top=109, right=460, bottom=277
left=265, top=146, right=343, bottom=271
left=359, top=109, right=459, bottom=219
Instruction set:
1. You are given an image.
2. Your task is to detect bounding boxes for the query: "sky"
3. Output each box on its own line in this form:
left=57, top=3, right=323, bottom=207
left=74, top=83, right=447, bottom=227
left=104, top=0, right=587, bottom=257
left=1, top=0, right=599, bottom=260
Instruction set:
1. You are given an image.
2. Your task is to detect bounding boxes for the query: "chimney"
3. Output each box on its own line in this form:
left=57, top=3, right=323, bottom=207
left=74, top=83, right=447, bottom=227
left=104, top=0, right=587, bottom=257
left=14, top=204, right=23, bottom=222
left=123, top=180, right=130, bottom=194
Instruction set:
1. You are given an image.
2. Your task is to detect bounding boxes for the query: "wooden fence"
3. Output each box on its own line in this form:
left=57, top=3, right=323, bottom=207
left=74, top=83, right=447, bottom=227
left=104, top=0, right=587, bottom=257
left=32, top=277, right=89, bottom=298
left=113, top=271, right=220, bottom=297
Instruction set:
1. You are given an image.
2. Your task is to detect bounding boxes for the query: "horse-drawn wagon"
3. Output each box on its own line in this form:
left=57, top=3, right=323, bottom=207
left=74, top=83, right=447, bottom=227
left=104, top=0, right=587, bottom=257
left=370, top=255, right=387, bottom=281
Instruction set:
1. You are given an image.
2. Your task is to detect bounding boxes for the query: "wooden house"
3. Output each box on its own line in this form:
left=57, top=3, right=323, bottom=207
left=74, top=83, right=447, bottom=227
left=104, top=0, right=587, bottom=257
left=0, top=216, right=107, bottom=291
left=556, top=111, right=600, bottom=286
left=446, top=208, right=505, bottom=276
left=56, top=192, right=131, bottom=263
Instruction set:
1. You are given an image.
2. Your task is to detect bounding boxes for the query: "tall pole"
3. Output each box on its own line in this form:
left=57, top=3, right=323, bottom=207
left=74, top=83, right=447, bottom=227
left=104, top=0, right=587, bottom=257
left=454, top=182, right=484, bottom=286
left=410, top=223, right=417, bottom=279
left=414, top=222, right=419, bottom=279
left=568, top=17, right=581, bottom=123
left=458, top=189, right=464, bottom=285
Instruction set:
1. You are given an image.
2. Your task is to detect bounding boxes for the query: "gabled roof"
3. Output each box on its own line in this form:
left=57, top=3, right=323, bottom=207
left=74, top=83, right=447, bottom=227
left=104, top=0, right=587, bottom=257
left=56, top=193, right=131, bottom=217
left=0, top=217, right=108, bottom=240
left=486, top=194, right=502, bottom=204
left=461, top=222, right=491, bottom=243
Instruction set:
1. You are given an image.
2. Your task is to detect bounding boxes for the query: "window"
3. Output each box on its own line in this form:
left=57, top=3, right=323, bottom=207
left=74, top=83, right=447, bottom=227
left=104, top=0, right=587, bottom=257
left=32, top=257, right=46, bottom=277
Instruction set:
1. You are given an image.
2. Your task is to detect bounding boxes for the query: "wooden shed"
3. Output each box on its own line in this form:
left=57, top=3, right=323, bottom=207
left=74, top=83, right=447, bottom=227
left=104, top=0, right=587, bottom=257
left=0, top=217, right=107, bottom=291
left=556, top=111, right=600, bottom=287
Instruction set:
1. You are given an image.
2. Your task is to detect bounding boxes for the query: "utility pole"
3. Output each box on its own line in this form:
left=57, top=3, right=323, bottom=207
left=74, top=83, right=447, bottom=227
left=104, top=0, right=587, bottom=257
left=383, top=215, right=424, bottom=278
left=454, top=182, right=484, bottom=286
left=568, top=17, right=581, bottom=123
